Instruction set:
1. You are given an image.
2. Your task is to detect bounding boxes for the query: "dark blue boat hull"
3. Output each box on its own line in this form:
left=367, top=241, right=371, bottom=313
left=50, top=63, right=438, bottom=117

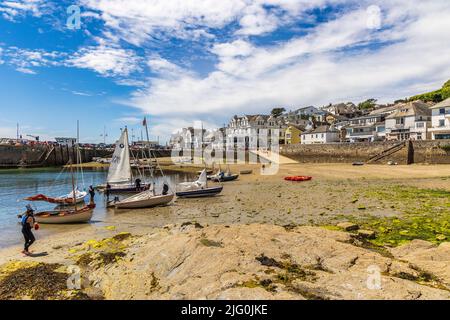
left=176, top=186, right=223, bottom=198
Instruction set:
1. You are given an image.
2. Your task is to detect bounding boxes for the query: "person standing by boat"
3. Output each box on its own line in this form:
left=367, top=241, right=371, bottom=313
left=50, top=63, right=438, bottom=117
left=88, top=185, right=95, bottom=205
left=105, top=183, right=111, bottom=200
left=135, top=178, right=142, bottom=191
left=21, top=205, right=36, bottom=256
left=162, top=183, right=169, bottom=195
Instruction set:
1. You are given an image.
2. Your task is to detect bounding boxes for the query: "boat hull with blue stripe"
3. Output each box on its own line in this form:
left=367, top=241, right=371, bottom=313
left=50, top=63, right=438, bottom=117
left=176, top=186, right=223, bottom=198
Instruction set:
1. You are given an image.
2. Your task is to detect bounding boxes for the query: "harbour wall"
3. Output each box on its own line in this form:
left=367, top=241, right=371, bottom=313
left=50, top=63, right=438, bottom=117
left=0, top=145, right=111, bottom=168
left=280, top=140, right=450, bottom=164
left=0, top=145, right=173, bottom=168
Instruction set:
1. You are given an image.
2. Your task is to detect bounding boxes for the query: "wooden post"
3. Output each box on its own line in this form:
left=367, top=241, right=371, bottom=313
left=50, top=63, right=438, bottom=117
left=407, top=140, right=414, bottom=165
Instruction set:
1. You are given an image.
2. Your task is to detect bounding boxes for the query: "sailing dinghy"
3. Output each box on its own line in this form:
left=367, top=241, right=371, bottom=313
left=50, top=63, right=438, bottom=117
left=176, top=169, right=223, bottom=198
left=211, top=165, right=239, bottom=182
left=24, top=158, right=95, bottom=224
left=111, top=118, right=175, bottom=209
left=33, top=204, right=95, bottom=224
left=114, top=190, right=174, bottom=209
left=97, top=128, right=150, bottom=193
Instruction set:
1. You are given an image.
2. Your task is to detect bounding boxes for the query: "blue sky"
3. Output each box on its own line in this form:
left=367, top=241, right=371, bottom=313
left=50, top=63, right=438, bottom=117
left=1, top=0, right=449, bottom=143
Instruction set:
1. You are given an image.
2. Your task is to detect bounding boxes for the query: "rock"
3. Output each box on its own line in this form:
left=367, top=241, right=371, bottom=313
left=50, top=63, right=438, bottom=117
left=88, top=224, right=449, bottom=300
left=436, top=234, right=446, bottom=241
left=337, top=222, right=359, bottom=231
left=357, top=229, right=376, bottom=239
left=390, top=240, right=450, bottom=288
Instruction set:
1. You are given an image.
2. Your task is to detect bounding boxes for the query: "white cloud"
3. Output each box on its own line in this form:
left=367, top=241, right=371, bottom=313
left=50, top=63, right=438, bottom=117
left=3, top=47, right=63, bottom=73
left=67, top=45, right=142, bottom=77
left=79, top=0, right=336, bottom=44
left=15, top=67, right=36, bottom=74
left=0, top=0, right=47, bottom=21
left=124, top=0, right=450, bottom=124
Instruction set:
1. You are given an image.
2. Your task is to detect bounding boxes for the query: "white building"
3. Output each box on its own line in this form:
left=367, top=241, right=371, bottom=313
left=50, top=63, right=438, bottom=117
left=301, top=125, right=340, bottom=144
left=343, top=114, right=386, bottom=143
left=226, top=114, right=286, bottom=149
left=385, top=101, right=432, bottom=141
left=428, top=98, right=450, bottom=140
left=55, top=137, right=77, bottom=146
left=169, top=127, right=205, bottom=150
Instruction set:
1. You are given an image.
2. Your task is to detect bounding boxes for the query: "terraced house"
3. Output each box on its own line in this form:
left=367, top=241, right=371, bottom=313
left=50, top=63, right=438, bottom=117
left=226, top=114, right=286, bottom=149
left=429, top=98, right=450, bottom=140
left=342, top=114, right=386, bottom=143
left=385, top=101, right=432, bottom=141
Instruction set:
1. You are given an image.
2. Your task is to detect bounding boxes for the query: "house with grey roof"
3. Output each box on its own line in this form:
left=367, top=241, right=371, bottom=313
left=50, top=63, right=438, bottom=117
left=342, top=114, right=386, bottom=143
left=301, top=125, right=340, bottom=144
left=385, top=100, right=432, bottom=141
left=226, top=114, right=287, bottom=149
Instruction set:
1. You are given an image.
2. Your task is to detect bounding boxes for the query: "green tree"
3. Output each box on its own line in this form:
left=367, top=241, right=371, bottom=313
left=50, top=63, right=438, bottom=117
left=358, top=99, right=377, bottom=110
left=271, top=107, right=286, bottom=117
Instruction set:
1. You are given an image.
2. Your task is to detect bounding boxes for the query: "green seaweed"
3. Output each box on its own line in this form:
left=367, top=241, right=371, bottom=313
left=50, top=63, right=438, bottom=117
left=356, top=185, right=450, bottom=246
left=200, top=238, right=223, bottom=247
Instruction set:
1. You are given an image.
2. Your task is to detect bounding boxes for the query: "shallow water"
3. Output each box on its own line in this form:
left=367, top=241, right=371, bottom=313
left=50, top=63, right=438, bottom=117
left=0, top=167, right=195, bottom=248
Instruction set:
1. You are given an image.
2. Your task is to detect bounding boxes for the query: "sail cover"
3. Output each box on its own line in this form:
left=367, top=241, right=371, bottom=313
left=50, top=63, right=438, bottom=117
left=107, top=128, right=132, bottom=184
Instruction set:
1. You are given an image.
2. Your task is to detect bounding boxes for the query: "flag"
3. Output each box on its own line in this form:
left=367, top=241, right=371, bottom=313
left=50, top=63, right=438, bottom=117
left=143, top=117, right=147, bottom=126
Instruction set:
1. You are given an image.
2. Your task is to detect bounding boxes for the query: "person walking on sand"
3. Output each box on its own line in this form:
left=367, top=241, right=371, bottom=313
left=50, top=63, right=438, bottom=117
left=88, top=185, right=95, bottom=205
left=21, top=205, right=37, bottom=256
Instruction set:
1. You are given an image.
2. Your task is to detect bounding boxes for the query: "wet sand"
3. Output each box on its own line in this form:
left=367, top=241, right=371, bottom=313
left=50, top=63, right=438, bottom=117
left=3, top=163, right=450, bottom=248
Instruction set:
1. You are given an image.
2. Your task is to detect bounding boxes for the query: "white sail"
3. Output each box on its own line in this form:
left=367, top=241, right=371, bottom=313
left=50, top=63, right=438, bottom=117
left=107, top=129, right=132, bottom=184
left=178, top=169, right=207, bottom=191
left=196, top=169, right=207, bottom=187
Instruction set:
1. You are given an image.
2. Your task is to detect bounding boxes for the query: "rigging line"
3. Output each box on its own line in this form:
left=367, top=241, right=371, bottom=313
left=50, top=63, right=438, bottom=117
left=77, top=146, right=86, bottom=190
left=130, top=148, right=143, bottom=182
left=48, top=160, right=69, bottom=191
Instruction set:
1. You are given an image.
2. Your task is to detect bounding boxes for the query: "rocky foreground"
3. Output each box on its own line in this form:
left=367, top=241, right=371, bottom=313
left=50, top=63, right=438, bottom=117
left=1, top=223, right=448, bottom=300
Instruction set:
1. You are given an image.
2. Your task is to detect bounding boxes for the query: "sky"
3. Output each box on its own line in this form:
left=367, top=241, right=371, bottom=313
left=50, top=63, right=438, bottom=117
left=0, top=0, right=449, bottom=144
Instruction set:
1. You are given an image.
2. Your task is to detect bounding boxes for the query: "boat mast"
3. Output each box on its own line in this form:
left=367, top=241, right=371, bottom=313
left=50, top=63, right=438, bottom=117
left=70, top=157, right=77, bottom=211
left=72, top=120, right=79, bottom=210
left=144, top=117, right=164, bottom=178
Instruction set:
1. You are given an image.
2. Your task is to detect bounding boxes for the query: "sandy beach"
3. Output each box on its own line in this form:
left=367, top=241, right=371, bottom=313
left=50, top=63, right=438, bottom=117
left=1, top=163, right=449, bottom=300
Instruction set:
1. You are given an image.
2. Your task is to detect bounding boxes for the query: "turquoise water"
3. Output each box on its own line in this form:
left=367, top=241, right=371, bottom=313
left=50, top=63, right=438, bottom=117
left=0, top=167, right=193, bottom=248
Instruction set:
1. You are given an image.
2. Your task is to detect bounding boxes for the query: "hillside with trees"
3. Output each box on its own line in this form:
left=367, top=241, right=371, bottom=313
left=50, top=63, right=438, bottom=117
left=409, top=79, right=450, bottom=102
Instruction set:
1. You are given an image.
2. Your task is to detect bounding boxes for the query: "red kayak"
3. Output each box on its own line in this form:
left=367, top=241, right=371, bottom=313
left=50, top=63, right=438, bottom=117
left=284, top=176, right=312, bottom=182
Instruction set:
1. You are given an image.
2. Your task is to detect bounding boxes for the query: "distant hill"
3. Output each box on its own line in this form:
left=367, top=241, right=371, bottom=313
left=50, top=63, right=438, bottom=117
left=409, top=79, right=450, bottom=102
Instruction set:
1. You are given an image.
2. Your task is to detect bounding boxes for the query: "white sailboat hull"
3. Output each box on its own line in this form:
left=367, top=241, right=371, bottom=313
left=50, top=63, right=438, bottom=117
left=34, top=207, right=94, bottom=224
left=56, top=190, right=87, bottom=204
left=115, top=192, right=174, bottom=209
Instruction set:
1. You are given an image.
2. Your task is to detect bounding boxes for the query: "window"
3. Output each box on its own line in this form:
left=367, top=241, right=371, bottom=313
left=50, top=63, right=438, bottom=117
left=321, top=134, right=324, bottom=138
left=396, top=118, right=404, bottom=125
left=439, top=120, right=445, bottom=127
left=440, top=108, right=445, bottom=115
left=417, top=133, right=422, bottom=140
left=416, top=122, right=424, bottom=128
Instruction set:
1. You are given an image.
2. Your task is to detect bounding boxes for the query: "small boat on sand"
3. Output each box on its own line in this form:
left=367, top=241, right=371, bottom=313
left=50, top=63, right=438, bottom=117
left=239, top=169, right=253, bottom=175
left=210, top=165, right=239, bottom=182
left=33, top=204, right=95, bottom=224
left=114, top=191, right=174, bottom=209
left=176, top=169, right=223, bottom=198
